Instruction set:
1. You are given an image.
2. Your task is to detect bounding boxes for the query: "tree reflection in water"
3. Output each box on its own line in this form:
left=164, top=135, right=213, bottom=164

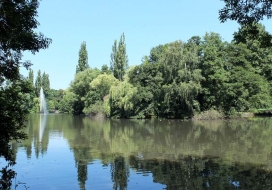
left=129, top=155, right=272, bottom=190
left=111, top=156, right=129, bottom=190
left=77, top=161, right=87, bottom=190
left=2, top=115, right=272, bottom=189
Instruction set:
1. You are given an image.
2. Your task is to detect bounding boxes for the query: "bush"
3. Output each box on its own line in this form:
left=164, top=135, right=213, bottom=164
left=193, top=109, right=224, bottom=120
left=83, top=101, right=105, bottom=117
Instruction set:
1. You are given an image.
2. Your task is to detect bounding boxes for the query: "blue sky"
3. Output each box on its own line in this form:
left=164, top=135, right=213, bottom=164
left=21, top=0, right=272, bottom=89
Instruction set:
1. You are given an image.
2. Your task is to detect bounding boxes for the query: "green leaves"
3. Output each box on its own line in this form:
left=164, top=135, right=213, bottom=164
left=69, top=68, right=100, bottom=114
left=76, top=41, right=89, bottom=74
left=199, top=31, right=272, bottom=114
left=59, top=90, right=77, bottom=114
left=90, top=73, right=119, bottom=98
left=110, top=33, right=128, bottom=81
left=219, top=0, right=272, bottom=25
left=34, top=69, right=42, bottom=96
left=124, top=40, right=203, bottom=118
left=0, top=1, right=51, bottom=180
left=42, top=72, right=50, bottom=97
left=59, top=26, right=272, bottom=119
left=0, top=79, right=30, bottom=163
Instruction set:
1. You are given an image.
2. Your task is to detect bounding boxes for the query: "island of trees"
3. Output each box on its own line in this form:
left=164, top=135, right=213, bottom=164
left=25, top=24, right=272, bottom=119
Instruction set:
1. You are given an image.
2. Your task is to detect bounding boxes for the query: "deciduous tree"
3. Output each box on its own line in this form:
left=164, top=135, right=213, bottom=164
left=70, top=68, right=100, bottom=114
left=219, top=0, right=272, bottom=25
left=101, top=64, right=111, bottom=74
left=28, top=69, right=34, bottom=87
left=76, top=41, right=89, bottom=73
left=110, top=33, right=128, bottom=81
left=35, top=69, right=42, bottom=96
left=0, top=0, right=51, bottom=187
left=42, top=72, right=50, bottom=97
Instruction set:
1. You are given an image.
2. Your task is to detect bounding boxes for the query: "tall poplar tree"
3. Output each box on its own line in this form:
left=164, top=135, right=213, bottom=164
left=110, top=33, right=128, bottom=81
left=110, top=40, right=118, bottom=75
left=35, top=70, right=42, bottom=97
left=42, top=72, right=50, bottom=97
left=76, top=41, right=89, bottom=73
left=25, top=69, right=35, bottom=113
left=28, top=69, right=34, bottom=87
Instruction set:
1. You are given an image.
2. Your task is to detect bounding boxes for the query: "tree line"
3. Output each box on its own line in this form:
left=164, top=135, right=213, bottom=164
left=49, top=24, right=272, bottom=119
left=25, top=69, right=64, bottom=113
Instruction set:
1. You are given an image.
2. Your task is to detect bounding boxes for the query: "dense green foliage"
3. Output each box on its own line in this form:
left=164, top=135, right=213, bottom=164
left=219, top=0, right=272, bottom=25
left=34, top=69, right=42, bottom=96
left=59, top=68, right=100, bottom=114
left=101, top=64, right=111, bottom=74
left=76, top=41, right=89, bottom=74
left=199, top=26, right=272, bottom=115
left=42, top=72, right=50, bottom=97
left=0, top=0, right=51, bottom=188
left=19, top=29, right=272, bottom=118
left=18, top=26, right=272, bottom=119
left=51, top=26, right=272, bottom=118
left=0, top=80, right=31, bottom=188
left=24, top=69, right=64, bottom=113
left=110, top=33, right=128, bottom=81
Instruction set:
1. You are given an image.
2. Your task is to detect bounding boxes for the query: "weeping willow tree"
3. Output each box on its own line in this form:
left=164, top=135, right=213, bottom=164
left=109, top=79, right=137, bottom=118
left=83, top=73, right=119, bottom=116
left=158, top=41, right=204, bottom=118
left=162, top=80, right=202, bottom=118
left=107, top=41, right=203, bottom=119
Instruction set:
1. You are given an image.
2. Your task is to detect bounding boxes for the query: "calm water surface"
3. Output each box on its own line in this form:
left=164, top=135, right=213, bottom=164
left=2, top=114, right=272, bottom=189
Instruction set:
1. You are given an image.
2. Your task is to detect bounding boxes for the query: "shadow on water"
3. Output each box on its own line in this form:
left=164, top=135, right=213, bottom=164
left=0, top=114, right=48, bottom=190
left=2, top=115, right=272, bottom=189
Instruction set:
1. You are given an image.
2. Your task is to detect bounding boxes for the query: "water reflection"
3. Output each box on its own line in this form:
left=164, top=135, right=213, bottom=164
left=111, top=156, right=129, bottom=190
left=129, top=155, right=272, bottom=190
left=39, top=114, right=47, bottom=142
left=74, top=147, right=91, bottom=190
left=9, top=115, right=272, bottom=189
left=25, top=114, right=49, bottom=158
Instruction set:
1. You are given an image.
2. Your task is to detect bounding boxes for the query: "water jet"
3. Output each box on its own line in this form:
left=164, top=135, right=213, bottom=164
left=39, top=87, right=48, bottom=142
left=40, top=87, right=47, bottom=114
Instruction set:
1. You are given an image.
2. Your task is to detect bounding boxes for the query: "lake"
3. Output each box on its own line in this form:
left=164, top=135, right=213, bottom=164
left=1, top=114, right=272, bottom=189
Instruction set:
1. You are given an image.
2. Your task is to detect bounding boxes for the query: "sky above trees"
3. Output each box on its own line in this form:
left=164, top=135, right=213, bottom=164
left=21, top=0, right=272, bottom=89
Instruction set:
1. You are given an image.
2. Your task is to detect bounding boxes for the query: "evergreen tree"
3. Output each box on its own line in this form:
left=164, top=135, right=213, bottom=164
left=110, top=33, right=128, bottom=81
left=76, top=41, right=89, bottom=73
left=35, top=70, right=42, bottom=97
